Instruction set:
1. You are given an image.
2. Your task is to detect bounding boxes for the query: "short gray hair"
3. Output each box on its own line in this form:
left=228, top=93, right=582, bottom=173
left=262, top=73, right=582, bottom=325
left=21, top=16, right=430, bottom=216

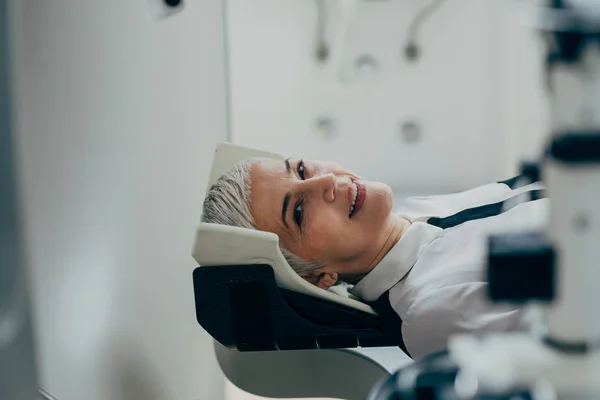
left=201, top=159, right=322, bottom=275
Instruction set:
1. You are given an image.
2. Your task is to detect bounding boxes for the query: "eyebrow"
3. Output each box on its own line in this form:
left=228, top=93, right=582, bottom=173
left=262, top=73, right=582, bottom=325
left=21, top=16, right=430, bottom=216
left=281, top=158, right=294, bottom=229
left=281, top=192, right=291, bottom=229
left=285, top=158, right=292, bottom=174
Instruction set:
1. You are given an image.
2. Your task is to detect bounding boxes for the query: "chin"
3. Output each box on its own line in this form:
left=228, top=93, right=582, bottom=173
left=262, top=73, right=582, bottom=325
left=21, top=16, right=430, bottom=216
left=369, top=180, right=393, bottom=196
left=367, top=181, right=394, bottom=212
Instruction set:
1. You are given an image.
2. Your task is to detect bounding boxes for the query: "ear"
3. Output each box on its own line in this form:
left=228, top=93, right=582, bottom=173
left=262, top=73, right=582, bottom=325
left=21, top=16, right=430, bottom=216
left=301, top=271, right=339, bottom=290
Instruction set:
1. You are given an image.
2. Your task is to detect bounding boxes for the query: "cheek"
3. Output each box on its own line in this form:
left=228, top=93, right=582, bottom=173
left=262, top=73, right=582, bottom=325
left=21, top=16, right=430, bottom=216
left=303, top=214, right=349, bottom=255
left=308, top=214, right=345, bottom=240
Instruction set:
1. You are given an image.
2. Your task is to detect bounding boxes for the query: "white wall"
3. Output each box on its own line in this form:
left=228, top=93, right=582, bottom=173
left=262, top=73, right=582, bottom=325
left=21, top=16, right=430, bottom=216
left=13, top=1, right=227, bottom=399
left=227, top=0, right=550, bottom=193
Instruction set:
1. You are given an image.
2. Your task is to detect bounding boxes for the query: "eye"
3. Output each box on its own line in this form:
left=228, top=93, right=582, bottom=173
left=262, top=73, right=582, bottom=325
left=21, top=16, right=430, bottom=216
left=297, top=160, right=306, bottom=180
left=293, top=200, right=304, bottom=230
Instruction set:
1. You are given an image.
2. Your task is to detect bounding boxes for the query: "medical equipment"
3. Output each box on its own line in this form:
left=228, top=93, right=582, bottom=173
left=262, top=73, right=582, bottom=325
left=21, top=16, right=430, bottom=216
left=366, top=1, right=600, bottom=398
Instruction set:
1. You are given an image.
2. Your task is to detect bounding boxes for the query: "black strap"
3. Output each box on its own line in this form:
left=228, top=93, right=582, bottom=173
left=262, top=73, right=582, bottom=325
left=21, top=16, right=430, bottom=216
left=369, top=291, right=411, bottom=358
left=499, top=169, right=541, bottom=189
left=498, top=175, right=521, bottom=189
left=427, top=189, right=545, bottom=230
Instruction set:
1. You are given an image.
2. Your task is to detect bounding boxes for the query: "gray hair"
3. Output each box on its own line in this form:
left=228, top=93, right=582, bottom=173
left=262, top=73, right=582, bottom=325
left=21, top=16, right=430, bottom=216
left=201, top=159, right=322, bottom=275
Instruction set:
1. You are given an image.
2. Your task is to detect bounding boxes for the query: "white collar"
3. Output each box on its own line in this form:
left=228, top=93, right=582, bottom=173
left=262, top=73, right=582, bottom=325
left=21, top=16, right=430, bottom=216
left=350, top=221, right=442, bottom=302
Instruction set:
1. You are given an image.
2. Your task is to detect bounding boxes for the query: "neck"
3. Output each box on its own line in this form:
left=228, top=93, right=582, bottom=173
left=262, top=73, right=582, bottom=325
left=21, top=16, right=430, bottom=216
left=342, top=215, right=410, bottom=284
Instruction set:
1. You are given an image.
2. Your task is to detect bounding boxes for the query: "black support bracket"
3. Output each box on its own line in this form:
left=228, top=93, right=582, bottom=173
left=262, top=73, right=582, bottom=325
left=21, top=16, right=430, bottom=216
left=192, top=264, right=398, bottom=352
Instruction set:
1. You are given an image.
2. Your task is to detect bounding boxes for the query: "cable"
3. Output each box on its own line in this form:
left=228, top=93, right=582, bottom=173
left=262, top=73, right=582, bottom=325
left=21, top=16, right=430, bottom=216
left=403, top=0, right=447, bottom=61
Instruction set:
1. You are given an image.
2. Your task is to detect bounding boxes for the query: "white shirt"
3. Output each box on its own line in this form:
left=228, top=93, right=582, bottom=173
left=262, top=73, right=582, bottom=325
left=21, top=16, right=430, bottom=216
left=350, top=179, right=549, bottom=358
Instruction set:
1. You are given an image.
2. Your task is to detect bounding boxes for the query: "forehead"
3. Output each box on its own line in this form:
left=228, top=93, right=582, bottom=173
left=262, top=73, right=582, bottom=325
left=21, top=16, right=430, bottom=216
left=249, top=159, right=290, bottom=234
left=251, top=159, right=286, bottom=181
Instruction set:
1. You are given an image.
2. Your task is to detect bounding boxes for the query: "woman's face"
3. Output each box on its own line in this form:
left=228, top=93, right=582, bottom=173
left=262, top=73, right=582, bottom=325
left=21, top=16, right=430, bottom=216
left=249, top=158, right=397, bottom=278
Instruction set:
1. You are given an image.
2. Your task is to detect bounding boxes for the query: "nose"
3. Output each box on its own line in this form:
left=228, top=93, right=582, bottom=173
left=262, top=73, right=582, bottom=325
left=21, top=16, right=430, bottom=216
left=301, top=173, right=336, bottom=203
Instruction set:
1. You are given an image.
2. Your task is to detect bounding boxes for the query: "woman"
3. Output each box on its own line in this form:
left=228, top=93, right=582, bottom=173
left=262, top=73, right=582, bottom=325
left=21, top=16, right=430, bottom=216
left=201, top=157, right=547, bottom=358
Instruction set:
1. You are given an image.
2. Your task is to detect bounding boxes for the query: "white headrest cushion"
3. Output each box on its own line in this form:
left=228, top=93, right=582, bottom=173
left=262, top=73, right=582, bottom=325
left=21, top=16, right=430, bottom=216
left=195, top=142, right=376, bottom=315
left=206, top=142, right=285, bottom=192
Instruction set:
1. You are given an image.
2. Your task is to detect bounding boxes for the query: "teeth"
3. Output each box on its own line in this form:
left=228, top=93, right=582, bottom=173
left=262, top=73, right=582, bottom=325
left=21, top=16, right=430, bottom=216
left=349, top=183, right=358, bottom=217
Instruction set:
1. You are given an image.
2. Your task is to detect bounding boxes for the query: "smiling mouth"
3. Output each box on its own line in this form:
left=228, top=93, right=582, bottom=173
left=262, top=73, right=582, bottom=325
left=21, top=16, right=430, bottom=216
left=349, top=180, right=366, bottom=218
left=349, top=183, right=359, bottom=217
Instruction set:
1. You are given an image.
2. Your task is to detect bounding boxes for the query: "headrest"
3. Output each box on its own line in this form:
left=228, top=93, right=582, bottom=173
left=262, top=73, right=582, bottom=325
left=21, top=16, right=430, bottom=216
left=205, top=142, right=286, bottom=192
left=194, top=142, right=376, bottom=315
